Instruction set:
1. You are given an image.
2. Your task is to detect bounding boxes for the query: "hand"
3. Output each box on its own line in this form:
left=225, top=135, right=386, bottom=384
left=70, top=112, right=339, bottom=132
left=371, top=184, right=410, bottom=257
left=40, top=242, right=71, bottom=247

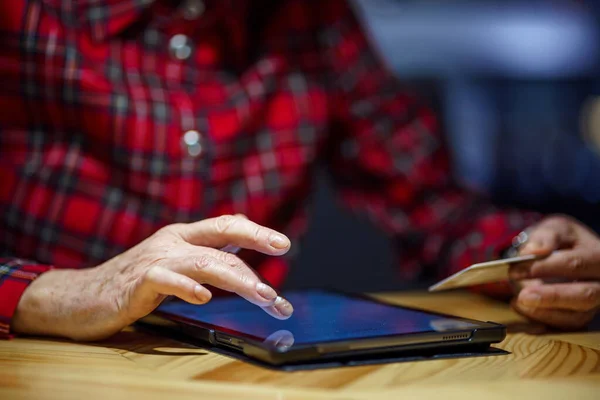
left=12, top=215, right=294, bottom=341
left=509, top=215, right=600, bottom=330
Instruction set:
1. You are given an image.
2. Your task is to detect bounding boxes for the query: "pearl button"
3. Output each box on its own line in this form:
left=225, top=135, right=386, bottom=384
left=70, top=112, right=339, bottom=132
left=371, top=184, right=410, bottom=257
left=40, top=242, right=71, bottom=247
left=182, top=130, right=202, bottom=157
left=181, top=0, right=205, bottom=20
left=169, top=34, right=193, bottom=61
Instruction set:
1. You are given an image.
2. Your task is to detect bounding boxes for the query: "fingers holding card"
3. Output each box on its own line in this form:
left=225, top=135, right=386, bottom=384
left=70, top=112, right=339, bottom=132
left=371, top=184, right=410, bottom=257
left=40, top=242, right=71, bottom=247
left=428, top=255, right=540, bottom=292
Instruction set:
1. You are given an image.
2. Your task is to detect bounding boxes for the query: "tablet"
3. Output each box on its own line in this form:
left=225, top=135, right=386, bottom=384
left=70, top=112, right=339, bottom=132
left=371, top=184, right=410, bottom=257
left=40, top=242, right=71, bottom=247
left=139, top=289, right=506, bottom=365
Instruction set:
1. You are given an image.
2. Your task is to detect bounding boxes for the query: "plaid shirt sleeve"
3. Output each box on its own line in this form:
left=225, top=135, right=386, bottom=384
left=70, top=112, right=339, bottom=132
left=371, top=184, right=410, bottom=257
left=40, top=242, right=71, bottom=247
left=0, top=259, right=53, bottom=338
left=319, top=1, right=542, bottom=286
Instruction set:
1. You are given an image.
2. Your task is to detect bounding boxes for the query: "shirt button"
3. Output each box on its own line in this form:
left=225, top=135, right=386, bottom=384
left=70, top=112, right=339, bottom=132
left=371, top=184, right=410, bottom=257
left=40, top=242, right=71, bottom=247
left=169, top=34, right=193, bottom=61
left=181, top=0, right=205, bottom=21
left=182, top=130, right=203, bottom=157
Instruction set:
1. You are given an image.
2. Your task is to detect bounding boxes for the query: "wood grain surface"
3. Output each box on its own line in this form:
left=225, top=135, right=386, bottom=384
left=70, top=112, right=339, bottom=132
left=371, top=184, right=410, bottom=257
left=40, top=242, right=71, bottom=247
left=1, top=290, right=599, bottom=399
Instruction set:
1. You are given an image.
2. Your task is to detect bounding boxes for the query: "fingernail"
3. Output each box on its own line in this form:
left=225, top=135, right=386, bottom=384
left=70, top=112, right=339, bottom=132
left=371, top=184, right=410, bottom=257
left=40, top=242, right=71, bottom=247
left=274, top=296, right=294, bottom=317
left=194, top=285, right=211, bottom=303
left=256, top=282, right=277, bottom=301
left=269, top=234, right=290, bottom=250
left=520, top=292, right=541, bottom=307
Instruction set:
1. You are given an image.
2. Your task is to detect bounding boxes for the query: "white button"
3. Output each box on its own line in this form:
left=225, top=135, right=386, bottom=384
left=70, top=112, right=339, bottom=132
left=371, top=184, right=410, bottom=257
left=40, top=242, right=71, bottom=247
left=182, top=0, right=205, bottom=20
left=169, top=34, right=193, bottom=61
left=182, top=130, right=202, bottom=157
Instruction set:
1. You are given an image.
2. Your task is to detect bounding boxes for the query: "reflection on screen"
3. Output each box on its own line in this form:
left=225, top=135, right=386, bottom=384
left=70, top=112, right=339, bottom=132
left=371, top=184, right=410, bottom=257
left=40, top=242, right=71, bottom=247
left=157, top=290, right=477, bottom=347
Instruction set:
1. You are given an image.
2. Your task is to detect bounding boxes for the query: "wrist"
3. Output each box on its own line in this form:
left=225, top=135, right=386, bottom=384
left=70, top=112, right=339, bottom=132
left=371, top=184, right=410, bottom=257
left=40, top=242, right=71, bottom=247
left=11, top=268, right=71, bottom=336
left=12, top=267, right=125, bottom=341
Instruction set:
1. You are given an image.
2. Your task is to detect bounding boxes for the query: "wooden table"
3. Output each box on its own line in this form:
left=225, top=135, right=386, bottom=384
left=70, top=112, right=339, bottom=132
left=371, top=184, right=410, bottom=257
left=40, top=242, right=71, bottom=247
left=1, top=291, right=599, bottom=400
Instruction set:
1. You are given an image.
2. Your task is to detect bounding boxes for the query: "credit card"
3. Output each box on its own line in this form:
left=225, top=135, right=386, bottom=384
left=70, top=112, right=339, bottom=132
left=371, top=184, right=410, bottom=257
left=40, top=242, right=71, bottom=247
left=428, top=254, right=540, bottom=292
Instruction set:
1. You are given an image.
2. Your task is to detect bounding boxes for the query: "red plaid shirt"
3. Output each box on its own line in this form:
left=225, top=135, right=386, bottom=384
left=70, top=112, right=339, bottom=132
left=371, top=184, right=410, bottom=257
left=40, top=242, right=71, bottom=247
left=0, top=0, right=540, bottom=337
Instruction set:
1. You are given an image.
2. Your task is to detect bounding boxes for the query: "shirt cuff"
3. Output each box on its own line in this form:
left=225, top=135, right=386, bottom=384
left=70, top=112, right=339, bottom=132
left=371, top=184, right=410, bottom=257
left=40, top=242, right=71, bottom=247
left=0, top=261, right=53, bottom=339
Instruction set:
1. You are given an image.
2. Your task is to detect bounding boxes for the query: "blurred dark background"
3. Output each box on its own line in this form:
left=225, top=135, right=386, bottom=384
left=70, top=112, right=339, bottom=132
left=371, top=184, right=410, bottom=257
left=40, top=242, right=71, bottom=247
left=285, top=0, right=600, bottom=292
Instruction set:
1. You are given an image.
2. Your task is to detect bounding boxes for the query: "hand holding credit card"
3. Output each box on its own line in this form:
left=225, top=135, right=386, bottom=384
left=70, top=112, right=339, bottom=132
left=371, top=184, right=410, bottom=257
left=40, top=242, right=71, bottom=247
left=429, top=254, right=542, bottom=292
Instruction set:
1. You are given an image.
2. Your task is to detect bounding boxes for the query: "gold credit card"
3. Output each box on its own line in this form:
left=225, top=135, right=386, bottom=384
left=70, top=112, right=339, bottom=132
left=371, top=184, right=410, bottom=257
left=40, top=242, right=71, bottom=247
left=428, top=254, right=540, bottom=292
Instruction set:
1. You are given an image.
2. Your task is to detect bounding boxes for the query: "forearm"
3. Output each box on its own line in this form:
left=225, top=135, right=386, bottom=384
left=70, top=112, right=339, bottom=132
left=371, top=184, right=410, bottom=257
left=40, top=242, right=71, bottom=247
left=317, top=0, right=544, bottom=282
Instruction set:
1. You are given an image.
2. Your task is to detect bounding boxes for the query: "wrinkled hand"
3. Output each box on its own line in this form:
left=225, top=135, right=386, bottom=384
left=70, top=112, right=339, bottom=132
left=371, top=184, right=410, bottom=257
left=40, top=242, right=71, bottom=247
left=509, top=215, right=600, bottom=330
left=13, top=215, right=293, bottom=341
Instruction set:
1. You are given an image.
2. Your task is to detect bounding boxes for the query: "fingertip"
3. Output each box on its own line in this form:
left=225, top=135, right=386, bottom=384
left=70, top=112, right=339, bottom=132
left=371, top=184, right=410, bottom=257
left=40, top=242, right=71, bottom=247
left=194, top=285, right=212, bottom=304
left=262, top=305, right=293, bottom=320
left=274, top=296, right=294, bottom=317
left=269, top=234, right=291, bottom=252
left=260, top=296, right=294, bottom=320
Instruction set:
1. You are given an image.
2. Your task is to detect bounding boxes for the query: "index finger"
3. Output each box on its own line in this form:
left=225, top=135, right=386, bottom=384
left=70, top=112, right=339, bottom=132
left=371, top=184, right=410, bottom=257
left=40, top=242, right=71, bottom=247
left=525, top=249, right=600, bottom=280
left=168, top=247, right=294, bottom=318
left=519, top=216, right=576, bottom=256
left=180, top=215, right=291, bottom=255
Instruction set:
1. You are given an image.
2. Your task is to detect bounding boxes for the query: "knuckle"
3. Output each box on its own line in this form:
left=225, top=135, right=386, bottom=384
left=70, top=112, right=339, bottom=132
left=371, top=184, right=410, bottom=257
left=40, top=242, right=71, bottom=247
left=548, top=214, right=572, bottom=226
left=567, top=255, right=588, bottom=274
left=252, top=225, right=270, bottom=245
left=214, top=215, right=236, bottom=234
left=253, top=226, right=263, bottom=242
left=155, top=226, right=171, bottom=236
left=158, top=223, right=184, bottom=235
left=222, top=252, right=240, bottom=266
left=169, top=222, right=187, bottom=231
left=193, top=254, right=213, bottom=272
left=176, top=276, right=191, bottom=289
left=154, top=225, right=186, bottom=244
left=143, top=265, right=162, bottom=283
left=237, top=272, right=256, bottom=288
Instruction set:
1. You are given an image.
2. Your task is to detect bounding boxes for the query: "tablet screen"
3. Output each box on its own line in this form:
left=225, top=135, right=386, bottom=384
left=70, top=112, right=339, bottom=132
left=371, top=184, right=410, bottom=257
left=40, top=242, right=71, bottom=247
left=157, top=290, right=480, bottom=348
